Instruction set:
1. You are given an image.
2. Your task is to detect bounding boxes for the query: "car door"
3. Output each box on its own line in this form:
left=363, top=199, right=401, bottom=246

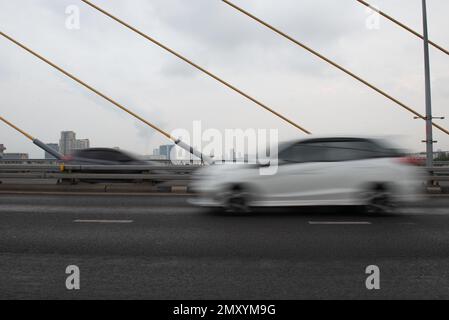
left=256, top=142, right=333, bottom=205
left=308, top=141, right=363, bottom=203
left=307, top=139, right=392, bottom=204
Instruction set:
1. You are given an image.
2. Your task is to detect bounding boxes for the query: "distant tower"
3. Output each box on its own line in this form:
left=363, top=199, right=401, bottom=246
left=0, top=144, right=6, bottom=158
left=59, top=131, right=76, bottom=155
left=231, top=149, right=236, bottom=163
left=59, top=131, right=90, bottom=155
left=75, top=139, right=90, bottom=150
left=159, top=144, right=175, bottom=160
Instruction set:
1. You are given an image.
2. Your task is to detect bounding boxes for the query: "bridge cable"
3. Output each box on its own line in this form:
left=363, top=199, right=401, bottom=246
left=0, top=31, right=212, bottom=163
left=222, top=0, right=449, bottom=136
left=0, top=115, right=64, bottom=159
left=356, top=0, right=449, bottom=57
left=79, top=0, right=311, bottom=135
left=0, top=115, right=35, bottom=141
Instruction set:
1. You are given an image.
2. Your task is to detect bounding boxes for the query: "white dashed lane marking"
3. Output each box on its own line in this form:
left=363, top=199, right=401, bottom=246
left=73, top=219, right=134, bottom=224
left=308, top=221, right=372, bottom=225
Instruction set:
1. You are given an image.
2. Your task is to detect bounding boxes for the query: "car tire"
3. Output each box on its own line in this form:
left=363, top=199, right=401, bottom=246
left=364, top=184, right=396, bottom=215
left=222, top=185, right=252, bottom=215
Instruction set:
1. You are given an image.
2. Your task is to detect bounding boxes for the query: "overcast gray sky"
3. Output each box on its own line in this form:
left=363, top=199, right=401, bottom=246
left=1, top=0, right=448, bottom=158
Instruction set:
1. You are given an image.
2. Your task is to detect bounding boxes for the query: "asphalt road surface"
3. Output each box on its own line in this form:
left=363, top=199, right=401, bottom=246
left=0, top=192, right=449, bottom=299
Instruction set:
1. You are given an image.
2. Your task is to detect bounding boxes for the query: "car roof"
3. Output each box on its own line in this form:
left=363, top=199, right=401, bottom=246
left=296, top=135, right=375, bottom=142
left=279, top=135, right=372, bottom=146
left=73, top=148, right=141, bottom=159
left=78, top=148, right=121, bottom=152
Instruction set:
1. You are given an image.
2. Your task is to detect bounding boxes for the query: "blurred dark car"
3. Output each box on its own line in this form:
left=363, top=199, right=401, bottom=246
left=62, top=148, right=150, bottom=166
left=59, top=148, right=159, bottom=184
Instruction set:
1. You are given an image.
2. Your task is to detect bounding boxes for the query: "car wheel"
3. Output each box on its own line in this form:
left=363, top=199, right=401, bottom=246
left=222, top=185, right=252, bottom=215
left=364, top=185, right=396, bottom=215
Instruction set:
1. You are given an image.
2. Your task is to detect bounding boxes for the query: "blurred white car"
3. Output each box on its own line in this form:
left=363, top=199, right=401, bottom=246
left=190, top=137, right=425, bottom=214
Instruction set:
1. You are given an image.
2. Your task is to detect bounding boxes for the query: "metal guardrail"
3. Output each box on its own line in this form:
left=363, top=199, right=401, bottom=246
left=0, top=164, right=202, bottom=186
left=434, top=161, right=449, bottom=166
left=0, top=159, right=59, bottom=165
left=0, top=164, right=448, bottom=183
left=0, top=164, right=201, bottom=172
left=0, top=159, right=204, bottom=165
left=0, top=172, right=192, bottom=180
left=428, top=167, right=449, bottom=183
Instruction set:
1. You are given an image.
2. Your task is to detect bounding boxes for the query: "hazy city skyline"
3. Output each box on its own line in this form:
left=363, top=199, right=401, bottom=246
left=1, top=0, right=448, bottom=158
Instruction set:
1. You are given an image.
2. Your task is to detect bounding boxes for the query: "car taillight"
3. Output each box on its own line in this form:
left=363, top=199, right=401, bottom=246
left=397, top=157, right=423, bottom=166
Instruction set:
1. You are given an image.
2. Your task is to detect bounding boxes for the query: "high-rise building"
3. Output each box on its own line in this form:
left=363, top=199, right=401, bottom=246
left=0, top=144, right=28, bottom=160
left=75, top=139, right=90, bottom=150
left=45, top=143, right=60, bottom=160
left=59, top=131, right=90, bottom=155
left=59, top=131, right=76, bottom=155
left=159, top=144, right=175, bottom=160
left=2, top=153, right=29, bottom=160
left=0, top=144, right=5, bottom=158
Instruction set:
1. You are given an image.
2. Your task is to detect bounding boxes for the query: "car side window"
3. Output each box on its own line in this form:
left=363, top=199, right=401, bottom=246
left=278, top=139, right=400, bottom=164
left=78, top=150, right=98, bottom=159
left=324, top=141, right=368, bottom=162
left=101, top=150, right=128, bottom=161
left=279, top=143, right=329, bottom=163
left=321, top=140, right=394, bottom=162
left=87, top=150, right=113, bottom=161
left=113, top=152, right=133, bottom=162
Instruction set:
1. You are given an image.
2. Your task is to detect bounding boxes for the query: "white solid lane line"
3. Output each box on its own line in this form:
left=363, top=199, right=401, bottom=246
left=73, top=219, right=134, bottom=224
left=308, top=221, right=372, bottom=225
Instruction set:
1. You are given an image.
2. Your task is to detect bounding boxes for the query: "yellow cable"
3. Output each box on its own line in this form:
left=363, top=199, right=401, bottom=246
left=79, top=0, right=311, bottom=135
left=357, top=0, right=449, bottom=56
left=0, top=31, right=173, bottom=142
left=222, top=0, right=449, bottom=136
left=0, top=115, right=35, bottom=140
